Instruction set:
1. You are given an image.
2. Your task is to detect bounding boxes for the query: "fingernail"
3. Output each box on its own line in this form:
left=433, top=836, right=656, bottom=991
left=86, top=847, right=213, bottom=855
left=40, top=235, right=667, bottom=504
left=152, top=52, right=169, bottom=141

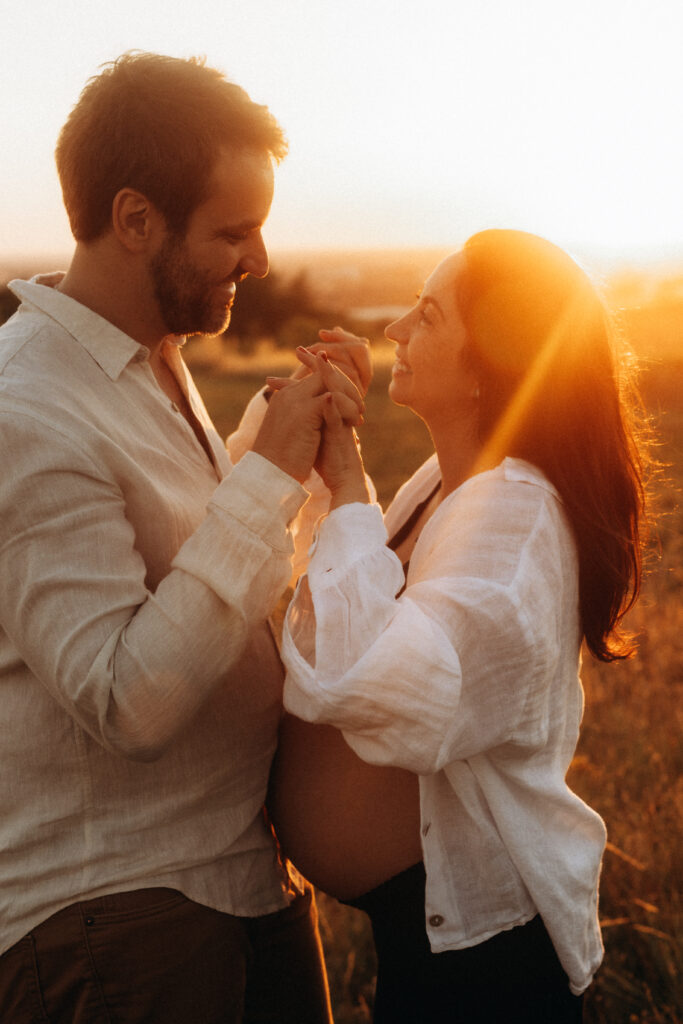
left=320, top=351, right=329, bottom=362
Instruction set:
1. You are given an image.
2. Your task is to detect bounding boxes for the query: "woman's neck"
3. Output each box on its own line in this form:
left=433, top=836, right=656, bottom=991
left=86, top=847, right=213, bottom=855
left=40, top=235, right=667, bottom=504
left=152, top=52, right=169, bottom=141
left=428, top=418, right=482, bottom=498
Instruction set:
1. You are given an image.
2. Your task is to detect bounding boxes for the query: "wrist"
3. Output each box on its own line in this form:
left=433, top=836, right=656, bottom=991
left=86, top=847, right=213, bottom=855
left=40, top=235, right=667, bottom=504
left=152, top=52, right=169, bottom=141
left=329, top=478, right=371, bottom=510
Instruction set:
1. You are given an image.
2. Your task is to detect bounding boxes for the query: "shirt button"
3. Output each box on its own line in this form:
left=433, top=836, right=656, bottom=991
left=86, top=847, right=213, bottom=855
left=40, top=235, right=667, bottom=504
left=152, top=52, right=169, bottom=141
left=429, top=914, right=444, bottom=928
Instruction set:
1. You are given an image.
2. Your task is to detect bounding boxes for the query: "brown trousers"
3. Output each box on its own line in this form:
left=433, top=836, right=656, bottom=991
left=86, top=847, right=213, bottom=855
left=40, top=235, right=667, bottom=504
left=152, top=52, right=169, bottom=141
left=0, top=885, right=332, bottom=1024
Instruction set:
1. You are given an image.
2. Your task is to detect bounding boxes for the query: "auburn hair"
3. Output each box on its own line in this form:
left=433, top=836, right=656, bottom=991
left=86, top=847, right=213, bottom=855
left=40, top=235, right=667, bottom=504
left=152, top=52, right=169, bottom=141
left=55, top=51, right=288, bottom=242
left=457, top=229, right=649, bottom=661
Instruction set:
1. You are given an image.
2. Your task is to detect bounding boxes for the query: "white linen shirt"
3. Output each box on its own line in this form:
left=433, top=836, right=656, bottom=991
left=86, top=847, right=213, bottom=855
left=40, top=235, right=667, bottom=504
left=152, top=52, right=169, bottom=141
left=282, top=455, right=607, bottom=996
left=0, top=276, right=309, bottom=957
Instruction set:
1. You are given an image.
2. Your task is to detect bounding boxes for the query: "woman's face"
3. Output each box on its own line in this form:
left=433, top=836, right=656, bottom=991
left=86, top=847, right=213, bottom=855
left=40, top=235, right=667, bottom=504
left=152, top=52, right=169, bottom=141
left=385, top=252, right=479, bottom=428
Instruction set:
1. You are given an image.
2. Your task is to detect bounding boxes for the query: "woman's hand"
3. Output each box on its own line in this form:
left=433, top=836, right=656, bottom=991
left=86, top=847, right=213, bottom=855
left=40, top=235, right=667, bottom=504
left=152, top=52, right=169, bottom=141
left=318, top=394, right=371, bottom=509
left=266, top=348, right=365, bottom=428
left=291, top=347, right=369, bottom=505
left=286, top=327, right=372, bottom=397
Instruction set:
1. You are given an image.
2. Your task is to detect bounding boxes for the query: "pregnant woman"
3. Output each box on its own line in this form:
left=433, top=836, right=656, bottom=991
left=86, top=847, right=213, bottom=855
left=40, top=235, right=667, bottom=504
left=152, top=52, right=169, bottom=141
left=268, top=230, right=650, bottom=1023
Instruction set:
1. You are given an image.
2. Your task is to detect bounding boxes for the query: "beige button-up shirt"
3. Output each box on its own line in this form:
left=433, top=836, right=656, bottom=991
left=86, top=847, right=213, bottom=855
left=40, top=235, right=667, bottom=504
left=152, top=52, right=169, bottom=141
left=283, top=456, right=606, bottom=995
left=0, top=276, right=308, bottom=956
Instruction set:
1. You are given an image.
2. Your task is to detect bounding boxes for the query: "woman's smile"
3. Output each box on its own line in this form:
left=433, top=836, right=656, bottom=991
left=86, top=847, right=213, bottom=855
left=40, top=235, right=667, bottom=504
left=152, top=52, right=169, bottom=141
left=391, top=355, right=412, bottom=377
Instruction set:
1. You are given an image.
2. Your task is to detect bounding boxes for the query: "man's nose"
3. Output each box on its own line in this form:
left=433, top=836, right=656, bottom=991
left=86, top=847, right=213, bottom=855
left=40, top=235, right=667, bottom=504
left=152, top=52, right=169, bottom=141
left=240, top=232, right=269, bottom=279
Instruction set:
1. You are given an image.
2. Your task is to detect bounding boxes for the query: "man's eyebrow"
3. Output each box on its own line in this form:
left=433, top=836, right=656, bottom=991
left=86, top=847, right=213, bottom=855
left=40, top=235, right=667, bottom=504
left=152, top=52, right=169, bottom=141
left=217, top=219, right=262, bottom=235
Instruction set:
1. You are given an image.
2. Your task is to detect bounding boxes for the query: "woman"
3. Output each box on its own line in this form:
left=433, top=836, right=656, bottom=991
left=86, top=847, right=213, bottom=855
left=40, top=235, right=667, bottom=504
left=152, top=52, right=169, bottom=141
left=269, top=230, right=649, bottom=1023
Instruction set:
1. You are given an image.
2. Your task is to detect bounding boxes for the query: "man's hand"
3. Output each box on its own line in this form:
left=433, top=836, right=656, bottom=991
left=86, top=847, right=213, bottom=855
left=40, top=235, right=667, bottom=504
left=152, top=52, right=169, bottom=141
left=253, top=352, right=364, bottom=484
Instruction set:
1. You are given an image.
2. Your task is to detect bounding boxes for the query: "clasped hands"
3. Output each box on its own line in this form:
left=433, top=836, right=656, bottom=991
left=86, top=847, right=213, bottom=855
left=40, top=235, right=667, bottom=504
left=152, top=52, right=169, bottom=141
left=252, top=328, right=371, bottom=507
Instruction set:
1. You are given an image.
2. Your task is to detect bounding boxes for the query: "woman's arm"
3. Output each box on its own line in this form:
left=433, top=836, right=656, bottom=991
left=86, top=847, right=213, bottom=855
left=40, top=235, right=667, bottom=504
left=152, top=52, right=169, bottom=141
left=282, top=469, right=567, bottom=774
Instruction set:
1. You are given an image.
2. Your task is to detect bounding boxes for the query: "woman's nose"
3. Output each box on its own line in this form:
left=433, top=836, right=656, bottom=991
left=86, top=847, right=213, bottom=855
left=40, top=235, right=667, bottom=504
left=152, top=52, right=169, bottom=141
left=385, top=312, right=409, bottom=343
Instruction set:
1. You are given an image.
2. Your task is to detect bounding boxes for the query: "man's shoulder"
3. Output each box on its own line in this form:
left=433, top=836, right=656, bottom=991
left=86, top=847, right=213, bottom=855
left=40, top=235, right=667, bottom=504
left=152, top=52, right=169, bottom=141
left=0, top=304, right=72, bottom=383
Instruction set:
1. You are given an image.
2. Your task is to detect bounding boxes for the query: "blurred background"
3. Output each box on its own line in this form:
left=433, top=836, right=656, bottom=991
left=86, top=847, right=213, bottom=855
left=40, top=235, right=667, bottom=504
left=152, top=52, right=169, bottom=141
left=2, top=0, right=683, bottom=266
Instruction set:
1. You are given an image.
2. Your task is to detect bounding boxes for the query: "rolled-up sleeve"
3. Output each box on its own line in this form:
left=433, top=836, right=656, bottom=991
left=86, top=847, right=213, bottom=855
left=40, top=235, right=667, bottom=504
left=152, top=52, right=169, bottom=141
left=282, top=475, right=564, bottom=774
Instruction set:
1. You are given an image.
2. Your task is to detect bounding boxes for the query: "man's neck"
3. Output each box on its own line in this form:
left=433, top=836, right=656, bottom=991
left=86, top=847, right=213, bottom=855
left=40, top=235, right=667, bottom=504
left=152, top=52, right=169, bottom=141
left=58, top=241, right=167, bottom=354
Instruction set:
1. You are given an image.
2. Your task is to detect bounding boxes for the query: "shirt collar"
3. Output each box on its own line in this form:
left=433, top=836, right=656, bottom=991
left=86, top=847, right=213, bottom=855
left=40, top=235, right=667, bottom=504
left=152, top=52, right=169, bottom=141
left=9, top=274, right=150, bottom=381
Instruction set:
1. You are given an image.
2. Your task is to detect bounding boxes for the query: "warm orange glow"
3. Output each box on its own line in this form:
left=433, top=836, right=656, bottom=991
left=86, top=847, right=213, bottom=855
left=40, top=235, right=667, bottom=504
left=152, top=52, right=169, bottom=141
left=472, top=296, right=578, bottom=476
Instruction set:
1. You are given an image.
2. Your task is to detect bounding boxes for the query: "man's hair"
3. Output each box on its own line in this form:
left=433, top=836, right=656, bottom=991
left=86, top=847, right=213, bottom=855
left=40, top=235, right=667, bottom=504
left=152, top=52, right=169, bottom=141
left=55, top=51, right=288, bottom=242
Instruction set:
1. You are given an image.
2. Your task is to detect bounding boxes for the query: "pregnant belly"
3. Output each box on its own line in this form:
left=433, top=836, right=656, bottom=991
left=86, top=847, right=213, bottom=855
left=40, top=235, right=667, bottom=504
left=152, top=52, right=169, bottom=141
left=267, top=714, right=422, bottom=901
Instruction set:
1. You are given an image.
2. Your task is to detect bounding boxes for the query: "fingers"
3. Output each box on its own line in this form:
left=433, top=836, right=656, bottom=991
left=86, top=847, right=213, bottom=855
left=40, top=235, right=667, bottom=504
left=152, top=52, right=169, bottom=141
left=322, top=393, right=344, bottom=431
left=346, top=345, right=372, bottom=395
left=324, top=398, right=363, bottom=441
left=330, top=391, right=363, bottom=427
left=297, top=348, right=364, bottom=416
left=318, top=326, right=365, bottom=345
left=267, top=352, right=364, bottom=426
left=289, top=328, right=372, bottom=396
left=265, top=376, right=297, bottom=392
left=317, top=328, right=373, bottom=394
left=295, top=346, right=320, bottom=374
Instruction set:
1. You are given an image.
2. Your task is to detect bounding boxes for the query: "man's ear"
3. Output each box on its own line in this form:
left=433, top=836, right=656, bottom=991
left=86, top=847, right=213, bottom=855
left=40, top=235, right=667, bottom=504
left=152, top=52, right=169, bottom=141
left=111, top=188, right=164, bottom=253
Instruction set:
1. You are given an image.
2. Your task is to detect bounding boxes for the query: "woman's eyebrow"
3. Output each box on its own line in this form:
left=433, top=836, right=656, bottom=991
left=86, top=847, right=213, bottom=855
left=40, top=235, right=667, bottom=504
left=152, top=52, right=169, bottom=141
left=419, top=294, right=445, bottom=319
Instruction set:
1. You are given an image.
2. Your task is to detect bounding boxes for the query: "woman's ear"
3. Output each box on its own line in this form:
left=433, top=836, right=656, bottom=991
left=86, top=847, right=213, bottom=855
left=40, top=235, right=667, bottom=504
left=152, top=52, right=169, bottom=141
left=111, top=188, right=163, bottom=253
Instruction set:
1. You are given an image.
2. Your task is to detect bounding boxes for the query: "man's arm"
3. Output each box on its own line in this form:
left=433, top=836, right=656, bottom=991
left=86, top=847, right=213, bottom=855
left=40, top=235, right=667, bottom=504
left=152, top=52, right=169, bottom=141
left=0, top=407, right=306, bottom=762
left=0, top=360, right=363, bottom=761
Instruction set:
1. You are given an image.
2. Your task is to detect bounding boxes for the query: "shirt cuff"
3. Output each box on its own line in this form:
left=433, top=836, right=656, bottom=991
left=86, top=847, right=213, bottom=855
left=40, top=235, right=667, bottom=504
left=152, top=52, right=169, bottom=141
left=211, top=450, right=309, bottom=549
left=308, top=502, right=387, bottom=585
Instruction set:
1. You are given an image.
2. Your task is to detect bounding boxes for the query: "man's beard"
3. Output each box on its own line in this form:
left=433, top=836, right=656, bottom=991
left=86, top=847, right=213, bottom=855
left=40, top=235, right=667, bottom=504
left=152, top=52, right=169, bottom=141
left=150, top=234, right=233, bottom=337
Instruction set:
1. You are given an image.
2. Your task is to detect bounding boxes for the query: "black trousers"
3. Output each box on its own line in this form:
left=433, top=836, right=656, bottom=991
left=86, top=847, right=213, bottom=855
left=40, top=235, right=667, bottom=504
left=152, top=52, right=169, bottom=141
left=346, top=863, right=584, bottom=1024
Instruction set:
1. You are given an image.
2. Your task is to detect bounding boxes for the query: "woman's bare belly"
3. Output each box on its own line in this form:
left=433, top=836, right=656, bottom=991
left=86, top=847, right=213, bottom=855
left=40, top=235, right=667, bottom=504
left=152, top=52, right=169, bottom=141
left=268, top=714, right=422, bottom=901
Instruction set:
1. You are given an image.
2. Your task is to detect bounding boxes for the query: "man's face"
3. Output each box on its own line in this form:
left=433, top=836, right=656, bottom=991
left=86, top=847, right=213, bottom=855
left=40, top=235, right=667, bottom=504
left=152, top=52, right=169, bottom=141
left=151, top=147, right=274, bottom=337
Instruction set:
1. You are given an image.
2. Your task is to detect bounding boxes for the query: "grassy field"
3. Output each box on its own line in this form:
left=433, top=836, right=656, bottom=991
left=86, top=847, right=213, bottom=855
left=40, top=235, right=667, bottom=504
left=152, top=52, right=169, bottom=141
left=193, top=355, right=683, bottom=1024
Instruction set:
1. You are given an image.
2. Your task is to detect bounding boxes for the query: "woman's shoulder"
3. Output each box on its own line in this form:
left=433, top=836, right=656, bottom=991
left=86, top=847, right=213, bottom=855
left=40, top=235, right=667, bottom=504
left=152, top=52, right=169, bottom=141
left=413, top=458, right=573, bottom=581
left=461, top=457, right=560, bottom=505
left=499, top=457, right=561, bottom=499
left=438, top=458, right=564, bottom=532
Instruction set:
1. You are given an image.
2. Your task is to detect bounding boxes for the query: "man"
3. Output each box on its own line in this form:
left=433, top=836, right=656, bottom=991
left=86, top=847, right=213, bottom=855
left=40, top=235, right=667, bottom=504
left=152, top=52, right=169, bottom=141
left=0, top=52, right=367, bottom=1023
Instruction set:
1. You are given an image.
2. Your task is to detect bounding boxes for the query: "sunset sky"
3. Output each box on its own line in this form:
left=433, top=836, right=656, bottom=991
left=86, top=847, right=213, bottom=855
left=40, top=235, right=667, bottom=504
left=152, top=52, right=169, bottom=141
left=2, top=0, right=683, bottom=270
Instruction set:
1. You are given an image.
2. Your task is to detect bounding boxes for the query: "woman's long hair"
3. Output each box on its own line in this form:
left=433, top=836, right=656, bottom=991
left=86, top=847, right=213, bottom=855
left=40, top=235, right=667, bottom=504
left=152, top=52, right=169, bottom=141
left=457, top=229, right=649, bottom=661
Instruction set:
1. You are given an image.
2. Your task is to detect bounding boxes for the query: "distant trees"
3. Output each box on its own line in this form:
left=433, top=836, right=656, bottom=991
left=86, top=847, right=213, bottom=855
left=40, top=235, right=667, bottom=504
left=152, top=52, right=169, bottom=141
left=226, top=269, right=334, bottom=352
